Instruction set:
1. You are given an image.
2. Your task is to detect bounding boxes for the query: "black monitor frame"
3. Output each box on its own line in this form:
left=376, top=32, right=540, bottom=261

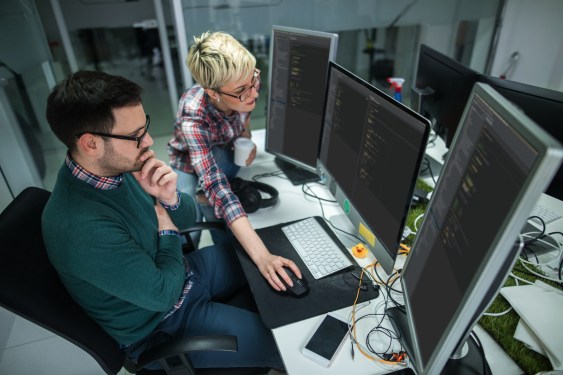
left=412, top=44, right=479, bottom=148
left=317, top=61, right=430, bottom=275
left=390, top=82, right=563, bottom=374
left=265, top=25, right=338, bottom=185
left=478, top=74, right=563, bottom=201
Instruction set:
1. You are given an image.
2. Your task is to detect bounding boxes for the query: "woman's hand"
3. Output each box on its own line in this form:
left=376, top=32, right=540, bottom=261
left=246, top=144, right=257, bottom=166
left=255, top=253, right=302, bottom=291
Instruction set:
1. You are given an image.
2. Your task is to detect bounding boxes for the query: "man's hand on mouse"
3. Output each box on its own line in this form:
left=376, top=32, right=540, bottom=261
left=256, top=254, right=301, bottom=292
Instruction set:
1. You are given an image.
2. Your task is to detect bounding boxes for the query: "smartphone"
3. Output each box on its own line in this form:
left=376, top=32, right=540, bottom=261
left=301, top=314, right=350, bottom=367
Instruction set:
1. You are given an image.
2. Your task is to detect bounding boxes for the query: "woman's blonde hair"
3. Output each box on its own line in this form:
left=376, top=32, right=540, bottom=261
left=187, top=31, right=256, bottom=89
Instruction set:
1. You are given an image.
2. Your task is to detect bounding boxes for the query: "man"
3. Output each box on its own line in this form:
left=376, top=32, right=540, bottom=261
left=42, top=70, right=283, bottom=370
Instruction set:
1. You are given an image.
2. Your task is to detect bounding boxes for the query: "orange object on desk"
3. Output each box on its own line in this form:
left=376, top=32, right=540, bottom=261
left=352, top=243, right=368, bottom=258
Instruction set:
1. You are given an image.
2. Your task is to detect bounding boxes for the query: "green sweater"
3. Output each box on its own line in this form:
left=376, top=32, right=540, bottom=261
left=42, top=165, right=196, bottom=344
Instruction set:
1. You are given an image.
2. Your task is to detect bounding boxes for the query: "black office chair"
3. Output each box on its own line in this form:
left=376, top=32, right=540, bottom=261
left=0, top=187, right=265, bottom=375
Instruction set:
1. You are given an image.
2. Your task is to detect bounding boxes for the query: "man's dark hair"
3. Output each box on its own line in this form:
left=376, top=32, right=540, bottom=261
left=46, top=70, right=143, bottom=151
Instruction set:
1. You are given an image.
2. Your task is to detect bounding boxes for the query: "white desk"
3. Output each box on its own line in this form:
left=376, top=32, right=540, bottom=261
left=238, top=129, right=522, bottom=375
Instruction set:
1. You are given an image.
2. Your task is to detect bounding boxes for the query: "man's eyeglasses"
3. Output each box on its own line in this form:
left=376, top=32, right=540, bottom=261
left=76, top=114, right=150, bottom=149
left=216, top=69, right=261, bottom=102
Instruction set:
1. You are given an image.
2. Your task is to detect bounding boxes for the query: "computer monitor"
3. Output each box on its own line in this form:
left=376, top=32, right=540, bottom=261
left=265, top=25, right=338, bottom=185
left=388, top=82, right=563, bottom=374
left=478, top=74, right=563, bottom=201
left=317, top=62, right=431, bottom=275
left=412, top=44, right=479, bottom=148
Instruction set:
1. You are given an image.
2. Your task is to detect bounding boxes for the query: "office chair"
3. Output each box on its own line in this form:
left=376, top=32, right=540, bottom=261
left=0, top=187, right=265, bottom=375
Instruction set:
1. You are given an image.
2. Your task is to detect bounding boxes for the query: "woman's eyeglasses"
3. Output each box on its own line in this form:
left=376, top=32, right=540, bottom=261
left=216, top=69, right=261, bottom=102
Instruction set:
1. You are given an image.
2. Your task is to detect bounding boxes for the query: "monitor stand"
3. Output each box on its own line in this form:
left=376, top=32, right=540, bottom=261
left=274, top=157, right=320, bottom=185
left=386, top=307, right=492, bottom=374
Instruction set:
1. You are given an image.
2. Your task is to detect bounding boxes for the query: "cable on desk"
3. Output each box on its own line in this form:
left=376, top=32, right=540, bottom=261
left=349, top=262, right=408, bottom=367
left=302, top=182, right=367, bottom=245
left=518, top=258, right=563, bottom=284
left=301, top=182, right=337, bottom=203
left=519, top=228, right=563, bottom=283
left=483, top=236, right=524, bottom=317
left=520, top=233, right=561, bottom=267
left=470, top=330, right=490, bottom=375
left=370, top=264, right=404, bottom=311
left=413, top=213, right=425, bottom=233
left=251, top=170, right=287, bottom=181
left=509, top=272, right=535, bottom=285
left=420, top=157, right=437, bottom=186
left=426, top=131, right=438, bottom=149
left=523, top=215, right=546, bottom=246
left=547, top=231, right=563, bottom=281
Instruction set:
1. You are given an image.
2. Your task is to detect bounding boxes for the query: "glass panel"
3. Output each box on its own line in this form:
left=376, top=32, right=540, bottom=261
left=0, top=0, right=55, bottom=182
left=179, top=0, right=501, bottom=122
left=66, top=25, right=175, bottom=137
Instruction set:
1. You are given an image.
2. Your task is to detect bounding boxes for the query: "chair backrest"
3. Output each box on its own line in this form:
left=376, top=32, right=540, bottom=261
left=0, top=187, right=124, bottom=374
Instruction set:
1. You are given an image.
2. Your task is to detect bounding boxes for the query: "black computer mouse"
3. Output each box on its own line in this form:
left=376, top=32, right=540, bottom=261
left=280, top=266, right=308, bottom=297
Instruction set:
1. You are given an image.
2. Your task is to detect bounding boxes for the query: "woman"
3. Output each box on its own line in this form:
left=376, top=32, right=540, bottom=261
left=168, top=31, right=301, bottom=292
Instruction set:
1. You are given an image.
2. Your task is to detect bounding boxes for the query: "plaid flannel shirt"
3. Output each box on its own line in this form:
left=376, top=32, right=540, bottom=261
left=168, top=85, right=250, bottom=225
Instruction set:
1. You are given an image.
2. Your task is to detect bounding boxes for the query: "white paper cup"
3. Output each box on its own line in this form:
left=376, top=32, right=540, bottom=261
left=233, top=137, right=254, bottom=166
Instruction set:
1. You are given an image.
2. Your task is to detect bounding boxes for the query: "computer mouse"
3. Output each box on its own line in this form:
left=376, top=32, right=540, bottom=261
left=280, top=266, right=308, bottom=297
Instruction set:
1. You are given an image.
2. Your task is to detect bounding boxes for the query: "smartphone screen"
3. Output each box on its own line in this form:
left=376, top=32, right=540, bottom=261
left=302, top=314, right=350, bottom=366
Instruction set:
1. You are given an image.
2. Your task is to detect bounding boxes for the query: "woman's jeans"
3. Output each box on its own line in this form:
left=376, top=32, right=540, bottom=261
left=174, top=145, right=240, bottom=247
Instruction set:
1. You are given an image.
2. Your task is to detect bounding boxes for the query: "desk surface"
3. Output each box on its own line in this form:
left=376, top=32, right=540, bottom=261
left=238, top=129, right=523, bottom=375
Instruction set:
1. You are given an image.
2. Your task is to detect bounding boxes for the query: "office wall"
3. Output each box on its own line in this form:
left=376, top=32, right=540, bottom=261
left=490, top=0, right=563, bottom=90
left=0, top=171, right=13, bottom=212
left=0, top=0, right=52, bottom=72
left=44, top=0, right=495, bottom=35
left=0, top=89, right=42, bottom=197
left=56, top=0, right=155, bottom=30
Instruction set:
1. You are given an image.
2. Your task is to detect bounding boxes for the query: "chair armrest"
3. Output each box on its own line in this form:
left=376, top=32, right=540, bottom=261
left=136, top=335, right=237, bottom=374
left=179, top=221, right=226, bottom=235
left=180, top=222, right=227, bottom=254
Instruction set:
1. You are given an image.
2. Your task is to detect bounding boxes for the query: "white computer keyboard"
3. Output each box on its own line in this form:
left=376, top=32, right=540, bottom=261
left=281, top=217, right=353, bottom=279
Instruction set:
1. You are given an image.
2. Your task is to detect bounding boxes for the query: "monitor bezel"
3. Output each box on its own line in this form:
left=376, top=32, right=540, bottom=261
left=401, top=82, right=563, bottom=374
left=477, top=74, right=563, bottom=201
left=412, top=44, right=479, bottom=148
left=317, top=61, right=431, bottom=275
left=265, top=25, right=339, bottom=173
